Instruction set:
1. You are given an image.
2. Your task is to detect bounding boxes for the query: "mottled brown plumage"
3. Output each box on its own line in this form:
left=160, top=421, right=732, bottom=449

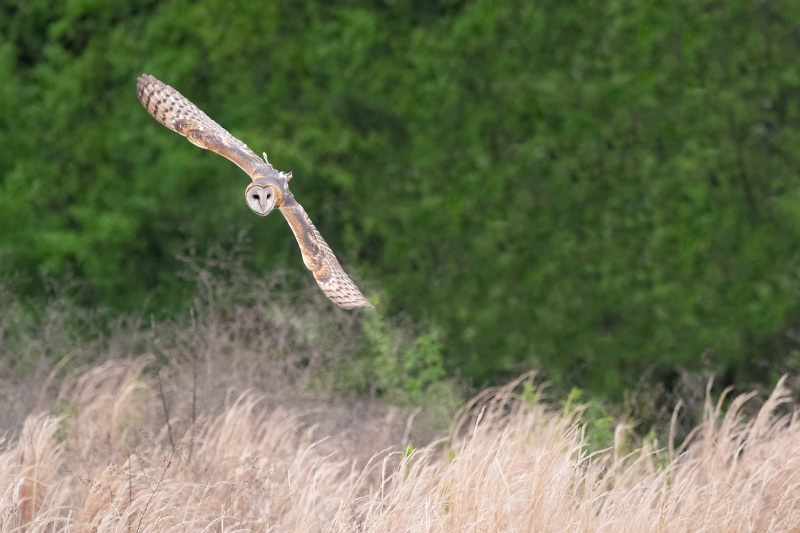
left=136, top=74, right=371, bottom=309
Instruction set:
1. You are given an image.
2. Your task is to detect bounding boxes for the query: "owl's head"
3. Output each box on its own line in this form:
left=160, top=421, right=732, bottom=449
left=245, top=173, right=293, bottom=216
left=245, top=180, right=277, bottom=216
left=244, top=172, right=293, bottom=217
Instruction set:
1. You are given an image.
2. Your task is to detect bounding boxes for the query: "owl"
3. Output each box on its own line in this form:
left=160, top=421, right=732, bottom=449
left=136, top=74, right=371, bottom=309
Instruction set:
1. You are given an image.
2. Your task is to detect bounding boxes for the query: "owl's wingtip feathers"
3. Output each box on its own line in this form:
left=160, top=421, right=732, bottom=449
left=336, top=295, right=373, bottom=310
left=136, top=73, right=158, bottom=94
left=319, top=279, right=373, bottom=310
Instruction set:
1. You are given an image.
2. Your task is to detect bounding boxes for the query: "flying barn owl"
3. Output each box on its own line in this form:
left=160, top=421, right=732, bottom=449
left=136, top=74, right=371, bottom=309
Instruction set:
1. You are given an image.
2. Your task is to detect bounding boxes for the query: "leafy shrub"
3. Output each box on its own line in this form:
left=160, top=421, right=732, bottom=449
left=1, top=0, right=799, bottom=398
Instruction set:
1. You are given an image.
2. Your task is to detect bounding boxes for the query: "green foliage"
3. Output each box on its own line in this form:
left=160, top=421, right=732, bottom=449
left=1, top=0, right=800, bottom=399
left=362, top=306, right=447, bottom=404
left=521, top=380, right=541, bottom=408
left=563, top=388, right=617, bottom=454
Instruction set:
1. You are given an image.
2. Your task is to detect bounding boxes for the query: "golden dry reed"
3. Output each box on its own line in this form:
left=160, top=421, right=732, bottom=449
left=2, top=352, right=800, bottom=532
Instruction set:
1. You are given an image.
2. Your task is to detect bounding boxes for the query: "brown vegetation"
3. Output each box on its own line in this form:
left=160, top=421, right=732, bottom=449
left=2, top=284, right=800, bottom=531
left=3, top=362, right=800, bottom=530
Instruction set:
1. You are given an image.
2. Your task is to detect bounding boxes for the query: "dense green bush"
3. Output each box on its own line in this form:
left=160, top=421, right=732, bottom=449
left=1, top=0, right=800, bottom=398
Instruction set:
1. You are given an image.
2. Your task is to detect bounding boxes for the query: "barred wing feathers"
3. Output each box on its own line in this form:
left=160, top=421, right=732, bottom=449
left=280, top=204, right=372, bottom=309
left=137, top=74, right=263, bottom=177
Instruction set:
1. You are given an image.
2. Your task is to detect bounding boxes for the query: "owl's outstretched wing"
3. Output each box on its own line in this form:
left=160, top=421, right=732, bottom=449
left=280, top=203, right=372, bottom=309
left=137, top=74, right=264, bottom=177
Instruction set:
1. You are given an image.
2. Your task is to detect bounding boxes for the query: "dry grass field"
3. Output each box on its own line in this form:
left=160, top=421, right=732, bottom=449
left=2, top=284, right=800, bottom=532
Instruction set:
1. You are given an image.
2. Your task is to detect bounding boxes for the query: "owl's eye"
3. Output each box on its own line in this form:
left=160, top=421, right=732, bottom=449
left=266, top=193, right=271, bottom=199
left=253, top=194, right=260, bottom=201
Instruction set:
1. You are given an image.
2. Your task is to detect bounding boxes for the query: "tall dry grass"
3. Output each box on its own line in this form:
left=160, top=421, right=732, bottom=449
left=0, top=262, right=454, bottom=444
left=2, top=351, right=800, bottom=531
left=3, top=266, right=800, bottom=531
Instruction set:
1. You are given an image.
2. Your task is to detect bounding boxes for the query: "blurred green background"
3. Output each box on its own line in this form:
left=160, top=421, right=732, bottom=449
left=1, top=0, right=800, bottom=399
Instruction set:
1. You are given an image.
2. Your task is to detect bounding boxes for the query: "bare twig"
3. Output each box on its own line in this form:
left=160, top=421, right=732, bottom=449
left=135, top=444, right=178, bottom=533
